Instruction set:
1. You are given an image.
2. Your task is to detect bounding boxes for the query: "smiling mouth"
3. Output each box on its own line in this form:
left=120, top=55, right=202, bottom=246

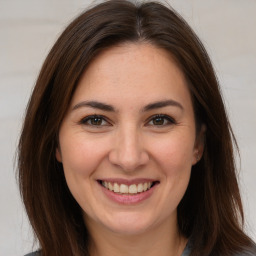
left=98, top=180, right=159, bottom=195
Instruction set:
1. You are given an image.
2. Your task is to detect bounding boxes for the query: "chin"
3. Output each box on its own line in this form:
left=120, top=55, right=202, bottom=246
left=101, top=212, right=157, bottom=236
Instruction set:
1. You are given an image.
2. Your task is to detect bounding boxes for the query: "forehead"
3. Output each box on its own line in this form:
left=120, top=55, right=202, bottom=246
left=71, top=43, right=192, bottom=110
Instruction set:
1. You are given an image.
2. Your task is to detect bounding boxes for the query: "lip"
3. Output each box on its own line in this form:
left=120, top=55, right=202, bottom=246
left=97, top=179, right=159, bottom=205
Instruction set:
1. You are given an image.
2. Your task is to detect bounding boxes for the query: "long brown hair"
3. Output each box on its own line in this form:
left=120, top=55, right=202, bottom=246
left=18, top=1, right=254, bottom=255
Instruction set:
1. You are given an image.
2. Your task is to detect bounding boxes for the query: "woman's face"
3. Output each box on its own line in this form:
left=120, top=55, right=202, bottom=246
left=56, top=43, right=202, bottom=236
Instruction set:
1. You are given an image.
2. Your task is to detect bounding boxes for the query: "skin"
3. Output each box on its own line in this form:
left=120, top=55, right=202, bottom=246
left=56, top=43, right=204, bottom=256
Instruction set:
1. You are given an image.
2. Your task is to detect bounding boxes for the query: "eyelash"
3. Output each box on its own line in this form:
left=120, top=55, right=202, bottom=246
left=79, top=114, right=176, bottom=127
left=147, top=114, right=176, bottom=126
left=80, top=115, right=110, bottom=127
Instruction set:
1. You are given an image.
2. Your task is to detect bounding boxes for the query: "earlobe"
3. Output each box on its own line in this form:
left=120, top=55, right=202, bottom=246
left=193, top=124, right=207, bottom=165
left=56, top=147, right=62, bottom=162
left=192, top=149, right=200, bottom=165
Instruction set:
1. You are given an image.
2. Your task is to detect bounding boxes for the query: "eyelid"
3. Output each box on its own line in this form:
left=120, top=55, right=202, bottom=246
left=146, top=114, right=176, bottom=126
left=78, top=114, right=176, bottom=128
left=79, top=114, right=112, bottom=126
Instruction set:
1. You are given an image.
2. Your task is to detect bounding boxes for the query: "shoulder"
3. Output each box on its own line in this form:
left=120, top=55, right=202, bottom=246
left=183, top=239, right=256, bottom=256
left=234, top=251, right=256, bottom=256
left=235, top=242, right=256, bottom=256
left=24, top=251, right=41, bottom=256
left=234, top=245, right=256, bottom=256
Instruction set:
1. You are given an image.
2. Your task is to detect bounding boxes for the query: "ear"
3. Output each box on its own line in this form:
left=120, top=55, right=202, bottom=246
left=192, top=124, right=206, bottom=165
left=55, top=147, right=62, bottom=162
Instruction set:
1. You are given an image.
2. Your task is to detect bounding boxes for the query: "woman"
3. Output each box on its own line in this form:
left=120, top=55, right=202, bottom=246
left=18, top=0, right=256, bottom=255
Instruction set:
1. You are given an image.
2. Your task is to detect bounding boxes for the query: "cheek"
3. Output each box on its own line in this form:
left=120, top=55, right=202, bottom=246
left=149, top=133, right=194, bottom=196
left=59, top=136, right=109, bottom=212
left=60, top=135, right=107, bottom=178
left=145, top=134, right=194, bottom=219
left=150, top=133, right=195, bottom=171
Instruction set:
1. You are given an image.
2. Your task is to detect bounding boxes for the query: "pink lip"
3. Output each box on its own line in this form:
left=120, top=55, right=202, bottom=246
left=98, top=181, right=159, bottom=205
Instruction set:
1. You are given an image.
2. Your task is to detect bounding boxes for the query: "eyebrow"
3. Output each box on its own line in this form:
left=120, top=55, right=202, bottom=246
left=142, top=99, right=183, bottom=112
left=72, top=101, right=115, bottom=112
left=72, top=99, right=183, bottom=112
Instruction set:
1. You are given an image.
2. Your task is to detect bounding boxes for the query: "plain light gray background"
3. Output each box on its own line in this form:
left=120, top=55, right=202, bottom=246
left=0, top=0, right=255, bottom=255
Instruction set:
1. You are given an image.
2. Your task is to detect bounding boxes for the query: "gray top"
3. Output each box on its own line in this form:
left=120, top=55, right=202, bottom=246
left=24, top=244, right=191, bottom=256
left=181, top=240, right=191, bottom=256
left=25, top=247, right=191, bottom=256
left=180, top=240, right=256, bottom=256
left=25, top=240, right=256, bottom=256
left=25, top=243, right=192, bottom=256
left=24, top=252, right=40, bottom=256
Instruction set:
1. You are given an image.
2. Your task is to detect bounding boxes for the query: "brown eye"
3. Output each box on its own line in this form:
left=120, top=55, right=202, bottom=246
left=90, top=117, right=103, bottom=125
left=80, top=115, right=109, bottom=126
left=152, top=116, right=165, bottom=125
left=148, top=114, right=176, bottom=126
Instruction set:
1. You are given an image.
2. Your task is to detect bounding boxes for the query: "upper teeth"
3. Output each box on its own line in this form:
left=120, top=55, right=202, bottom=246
left=102, top=181, right=153, bottom=194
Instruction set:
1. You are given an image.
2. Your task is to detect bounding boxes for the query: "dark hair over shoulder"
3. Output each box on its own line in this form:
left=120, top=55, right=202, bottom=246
left=18, top=0, right=255, bottom=255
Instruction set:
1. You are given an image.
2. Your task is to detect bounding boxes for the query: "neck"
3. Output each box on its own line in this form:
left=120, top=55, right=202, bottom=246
left=86, top=215, right=187, bottom=256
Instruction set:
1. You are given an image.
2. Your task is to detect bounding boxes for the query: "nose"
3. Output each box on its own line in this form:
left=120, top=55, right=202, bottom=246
left=108, top=125, right=149, bottom=171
